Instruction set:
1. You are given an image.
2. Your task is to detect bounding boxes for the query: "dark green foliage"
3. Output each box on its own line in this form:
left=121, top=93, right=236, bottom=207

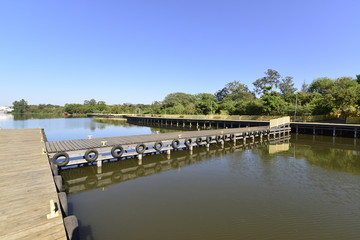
left=308, top=77, right=334, bottom=94
left=12, top=99, right=29, bottom=114
left=356, top=75, right=360, bottom=84
left=279, top=76, right=297, bottom=101
left=253, top=69, right=281, bottom=95
left=11, top=70, right=360, bottom=118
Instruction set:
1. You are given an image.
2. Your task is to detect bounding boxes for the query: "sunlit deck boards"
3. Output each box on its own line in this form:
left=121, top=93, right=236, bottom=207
left=45, top=126, right=269, bottom=153
left=0, top=129, right=66, bottom=240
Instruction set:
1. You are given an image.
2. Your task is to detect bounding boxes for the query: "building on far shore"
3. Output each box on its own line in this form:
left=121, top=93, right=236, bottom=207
left=0, top=106, right=14, bottom=113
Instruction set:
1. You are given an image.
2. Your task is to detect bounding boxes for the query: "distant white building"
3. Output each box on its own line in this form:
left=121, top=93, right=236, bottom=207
left=0, top=106, right=14, bottom=113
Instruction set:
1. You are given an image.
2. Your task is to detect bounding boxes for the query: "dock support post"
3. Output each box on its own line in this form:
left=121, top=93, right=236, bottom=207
left=354, top=128, right=357, bottom=138
left=206, top=144, right=210, bottom=149
left=333, top=128, right=336, bottom=137
left=138, top=154, right=143, bottom=160
left=243, top=137, right=246, bottom=144
left=167, top=149, right=171, bottom=155
left=97, top=160, right=102, bottom=168
left=313, top=126, right=315, bottom=135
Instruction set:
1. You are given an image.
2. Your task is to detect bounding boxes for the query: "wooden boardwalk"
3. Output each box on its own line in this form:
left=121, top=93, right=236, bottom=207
left=0, top=129, right=67, bottom=240
left=46, top=117, right=291, bottom=167
left=46, top=126, right=269, bottom=153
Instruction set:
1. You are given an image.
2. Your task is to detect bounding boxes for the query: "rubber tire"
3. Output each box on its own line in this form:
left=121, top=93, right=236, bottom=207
left=224, top=134, right=229, bottom=141
left=206, top=136, right=212, bottom=143
left=111, top=145, right=124, bottom=158
left=216, top=135, right=223, bottom=142
left=84, top=149, right=99, bottom=162
left=154, top=141, right=163, bottom=151
left=136, top=144, right=146, bottom=154
left=185, top=138, right=192, bottom=147
left=52, top=152, right=70, bottom=167
left=230, top=134, right=236, bottom=140
left=196, top=137, right=202, bottom=145
left=172, top=139, right=180, bottom=149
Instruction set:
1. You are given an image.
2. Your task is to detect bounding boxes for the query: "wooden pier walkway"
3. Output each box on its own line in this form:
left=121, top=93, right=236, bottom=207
left=0, top=129, right=67, bottom=240
left=46, top=117, right=291, bottom=167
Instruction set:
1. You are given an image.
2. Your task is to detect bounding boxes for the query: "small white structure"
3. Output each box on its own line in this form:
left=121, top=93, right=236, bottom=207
left=0, top=106, right=14, bottom=113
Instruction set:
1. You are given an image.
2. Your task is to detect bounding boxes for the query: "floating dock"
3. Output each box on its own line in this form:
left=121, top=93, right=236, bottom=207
left=46, top=117, right=291, bottom=167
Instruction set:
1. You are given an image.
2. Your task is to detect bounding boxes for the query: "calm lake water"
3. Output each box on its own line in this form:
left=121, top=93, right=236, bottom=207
left=1, top=114, right=360, bottom=240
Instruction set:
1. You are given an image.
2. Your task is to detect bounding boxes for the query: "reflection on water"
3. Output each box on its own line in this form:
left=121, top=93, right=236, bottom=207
left=0, top=113, right=14, bottom=122
left=61, top=139, right=281, bottom=195
left=0, top=116, right=180, bottom=141
left=62, top=135, right=360, bottom=240
left=94, top=118, right=181, bottom=134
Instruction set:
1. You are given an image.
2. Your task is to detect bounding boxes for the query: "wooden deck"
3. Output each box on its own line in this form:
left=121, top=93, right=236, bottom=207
left=46, top=126, right=269, bottom=153
left=0, top=129, right=67, bottom=240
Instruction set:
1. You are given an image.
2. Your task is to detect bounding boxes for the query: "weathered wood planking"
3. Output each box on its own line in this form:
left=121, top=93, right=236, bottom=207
left=0, top=129, right=67, bottom=240
left=46, top=126, right=269, bottom=153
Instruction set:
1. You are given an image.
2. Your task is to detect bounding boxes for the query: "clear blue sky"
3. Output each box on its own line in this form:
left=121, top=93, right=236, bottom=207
left=1, top=0, right=359, bottom=106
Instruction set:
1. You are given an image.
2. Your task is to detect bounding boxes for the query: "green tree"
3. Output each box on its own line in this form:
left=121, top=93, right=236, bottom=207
left=253, top=69, right=281, bottom=95
left=308, top=77, right=334, bottom=94
left=279, top=76, right=297, bottom=101
left=12, top=99, right=29, bottom=114
left=356, top=74, right=360, bottom=84
left=162, top=92, right=196, bottom=114
left=195, top=93, right=218, bottom=115
left=216, top=81, right=254, bottom=103
left=328, top=77, right=360, bottom=119
left=260, top=87, right=286, bottom=115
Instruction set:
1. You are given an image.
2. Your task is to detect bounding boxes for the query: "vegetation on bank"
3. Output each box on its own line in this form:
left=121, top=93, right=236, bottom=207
left=11, top=69, right=360, bottom=120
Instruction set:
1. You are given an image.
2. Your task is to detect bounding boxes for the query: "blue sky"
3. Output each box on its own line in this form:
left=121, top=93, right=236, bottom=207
left=0, top=0, right=359, bottom=106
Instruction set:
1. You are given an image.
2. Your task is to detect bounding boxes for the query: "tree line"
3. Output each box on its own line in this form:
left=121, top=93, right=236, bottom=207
left=12, top=69, right=360, bottom=119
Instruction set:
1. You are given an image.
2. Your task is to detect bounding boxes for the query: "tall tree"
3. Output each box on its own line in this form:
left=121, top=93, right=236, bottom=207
left=216, top=81, right=254, bottom=103
left=260, top=87, right=286, bottom=115
left=253, top=69, right=281, bottom=95
left=308, top=77, right=334, bottom=94
left=195, top=93, right=218, bottom=115
left=328, top=77, right=360, bottom=120
left=12, top=99, right=29, bottom=114
left=279, top=76, right=297, bottom=101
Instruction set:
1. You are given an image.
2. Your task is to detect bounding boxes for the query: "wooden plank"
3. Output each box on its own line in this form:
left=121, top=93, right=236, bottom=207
left=0, top=129, right=67, bottom=240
